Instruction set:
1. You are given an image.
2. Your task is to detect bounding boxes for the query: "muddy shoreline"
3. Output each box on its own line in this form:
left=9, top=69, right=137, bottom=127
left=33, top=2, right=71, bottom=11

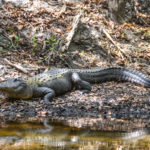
left=0, top=0, right=150, bottom=131
left=0, top=81, right=150, bottom=131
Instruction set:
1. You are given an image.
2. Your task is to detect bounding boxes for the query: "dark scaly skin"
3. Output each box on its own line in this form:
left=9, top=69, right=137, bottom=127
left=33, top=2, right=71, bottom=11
left=0, top=66, right=150, bottom=103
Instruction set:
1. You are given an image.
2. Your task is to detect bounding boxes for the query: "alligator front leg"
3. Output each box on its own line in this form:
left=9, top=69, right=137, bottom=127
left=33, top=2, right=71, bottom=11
left=33, top=87, right=55, bottom=104
left=72, top=73, right=92, bottom=92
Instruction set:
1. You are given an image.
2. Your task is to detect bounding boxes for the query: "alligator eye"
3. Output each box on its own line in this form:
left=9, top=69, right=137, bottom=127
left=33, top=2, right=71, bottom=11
left=14, top=78, right=18, bottom=82
left=14, top=78, right=23, bottom=82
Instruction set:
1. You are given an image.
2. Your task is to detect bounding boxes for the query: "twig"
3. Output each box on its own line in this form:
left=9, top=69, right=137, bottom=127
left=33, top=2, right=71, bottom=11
left=102, top=27, right=125, bottom=59
left=100, top=23, right=126, bottom=58
left=3, top=58, right=28, bottom=74
left=61, top=10, right=82, bottom=52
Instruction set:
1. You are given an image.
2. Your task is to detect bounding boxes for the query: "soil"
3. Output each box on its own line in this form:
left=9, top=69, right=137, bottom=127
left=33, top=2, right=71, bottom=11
left=0, top=0, right=150, bottom=131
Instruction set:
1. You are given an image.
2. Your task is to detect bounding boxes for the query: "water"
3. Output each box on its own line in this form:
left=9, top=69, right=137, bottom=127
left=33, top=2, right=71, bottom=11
left=0, top=120, right=150, bottom=150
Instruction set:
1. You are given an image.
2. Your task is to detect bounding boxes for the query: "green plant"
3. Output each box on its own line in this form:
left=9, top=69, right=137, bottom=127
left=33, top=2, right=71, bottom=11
left=32, top=37, right=37, bottom=54
left=81, top=50, right=85, bottom=54
left=14, top=34, right=19, bottom=45
left=44, top=36, right=58, bottom=62
left=45, top=35, right=58, bottom=51
left=7, top=41, right=13, bottom=49
left=5, top=27, right=13, bottom=31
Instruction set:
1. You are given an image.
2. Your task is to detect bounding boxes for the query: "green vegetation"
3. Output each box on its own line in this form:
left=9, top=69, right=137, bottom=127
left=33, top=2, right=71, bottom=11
left=45, top=35, right=58, bottom=51
left=44, top=35, right=58, bottom=62
left=7, top=41, right=13, bottom=49
left=31, top=37, right=37, bottom=54
left=14, top=34, right=19, bottom=45
left=5, top=26, right=14, bottom=31
left=81, top=50, right=85, bottom=54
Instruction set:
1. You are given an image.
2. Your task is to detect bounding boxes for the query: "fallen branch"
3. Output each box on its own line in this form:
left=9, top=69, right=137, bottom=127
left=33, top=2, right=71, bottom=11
left=102, top=27, right=126, bottom=59
left=3, top=58, right=28, bottom=74
left=61, top=10, right=82, bottom=52
left=98, top=22, right=126, bottom=59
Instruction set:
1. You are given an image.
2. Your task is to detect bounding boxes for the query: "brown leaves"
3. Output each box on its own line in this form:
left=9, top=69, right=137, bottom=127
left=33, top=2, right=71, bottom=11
left=17, top=25, right=24, bottom=30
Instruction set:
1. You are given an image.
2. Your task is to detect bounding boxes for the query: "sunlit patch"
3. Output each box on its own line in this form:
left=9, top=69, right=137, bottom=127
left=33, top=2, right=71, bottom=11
left=123, top=129, right=148, bottom=140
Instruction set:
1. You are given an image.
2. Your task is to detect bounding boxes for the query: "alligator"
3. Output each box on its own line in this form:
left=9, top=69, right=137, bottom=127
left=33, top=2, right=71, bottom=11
left=0, top=66, right=150, bottom=103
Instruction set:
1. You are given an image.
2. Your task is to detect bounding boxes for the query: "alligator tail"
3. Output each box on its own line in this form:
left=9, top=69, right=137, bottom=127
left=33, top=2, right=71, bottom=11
left=77, top=67, right=150, bottom=88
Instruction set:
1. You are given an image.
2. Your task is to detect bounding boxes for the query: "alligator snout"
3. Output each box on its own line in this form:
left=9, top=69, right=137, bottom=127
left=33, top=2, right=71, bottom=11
left=0, top=78, right=26, bottom=91
left=0, top=80, right=9, bottom=90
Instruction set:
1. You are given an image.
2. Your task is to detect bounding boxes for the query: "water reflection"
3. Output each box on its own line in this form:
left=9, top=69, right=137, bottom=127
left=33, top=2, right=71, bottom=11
left=0, top=120, right=150, bottom=150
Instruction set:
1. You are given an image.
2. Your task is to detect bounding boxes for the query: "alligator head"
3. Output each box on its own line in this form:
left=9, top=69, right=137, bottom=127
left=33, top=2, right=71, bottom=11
left=0, top=78, right=33, bottom=99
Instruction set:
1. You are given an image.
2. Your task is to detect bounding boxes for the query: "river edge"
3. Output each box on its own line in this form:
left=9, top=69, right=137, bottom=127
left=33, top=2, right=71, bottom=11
left=0, top=81, right=150, bottom=131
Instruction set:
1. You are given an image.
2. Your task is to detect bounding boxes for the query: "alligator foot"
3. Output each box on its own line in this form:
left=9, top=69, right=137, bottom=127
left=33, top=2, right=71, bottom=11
left=34, top=87, right=55, bottom=104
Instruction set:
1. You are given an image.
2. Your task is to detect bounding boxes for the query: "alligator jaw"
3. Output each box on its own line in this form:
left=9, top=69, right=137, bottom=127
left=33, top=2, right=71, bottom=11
left=0, top=81, right=9, bottom=91
left=0, top=79, right=33, bottom=99
left=0, top=78, right=26, bottom=93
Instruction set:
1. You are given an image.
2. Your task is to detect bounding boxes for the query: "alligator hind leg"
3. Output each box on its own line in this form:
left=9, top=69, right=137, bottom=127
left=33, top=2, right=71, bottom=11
left=72, top=73, right=92, bottom=93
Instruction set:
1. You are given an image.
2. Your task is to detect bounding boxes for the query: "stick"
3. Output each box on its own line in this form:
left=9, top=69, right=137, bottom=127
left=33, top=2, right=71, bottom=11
left=98, top=22, right=126, bottom=59
left=3, top=58, right=28, bottom=74
left=102, top=28, right=125, bottom=58
left=61, top=10, right=82, bottom=52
